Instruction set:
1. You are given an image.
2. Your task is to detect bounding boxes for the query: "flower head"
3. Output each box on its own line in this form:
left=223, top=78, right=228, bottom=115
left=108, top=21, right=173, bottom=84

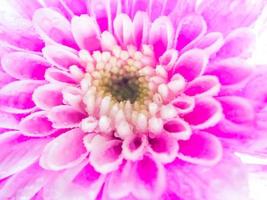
left=0, top=0, right=267, bottom=199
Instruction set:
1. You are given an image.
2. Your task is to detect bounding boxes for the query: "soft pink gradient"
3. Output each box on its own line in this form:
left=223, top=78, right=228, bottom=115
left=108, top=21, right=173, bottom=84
left=0, top=0, right=267, bottom=199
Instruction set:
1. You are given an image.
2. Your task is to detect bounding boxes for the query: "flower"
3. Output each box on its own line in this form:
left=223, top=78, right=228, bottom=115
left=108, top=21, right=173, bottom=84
left=0, top=0, right=267, bottom=199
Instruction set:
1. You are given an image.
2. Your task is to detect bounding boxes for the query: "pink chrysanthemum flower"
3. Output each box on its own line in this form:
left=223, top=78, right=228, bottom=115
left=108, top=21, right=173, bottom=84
left=0, top=0, right=267, bottom=199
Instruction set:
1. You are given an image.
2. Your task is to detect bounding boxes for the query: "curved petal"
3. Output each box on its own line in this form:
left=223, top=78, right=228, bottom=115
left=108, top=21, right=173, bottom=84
left=33, top=8, right=77, bottom=48
left=175, top=14, right=207, bottom=51
left=42, top=45, right=81, bottom=71
left=149, top=16, right=174, bottom=58
left=48, top=105, right=86, bottom=129
left=9, top=0, right=41, bottom=19
left=45, top=68, right=79, bottom=85
left=40, top=128, right=87, bottom=170
left=122, top=135, right=147, bottom=161
left=148, top=135, right=179, bottom=163
left=0, top=71, right=15, bottom=88
left=183, top=97, right=223, bottom=129
left=184, top=75, right=220, bottom=97
left=163, top=118, right=192, bottom=140
left=19, top=111, right=55, bottom=137
left=0, top=80, right=44, bottom=114
left=114, top=14, right=134, bottom=47
left=177, top=131, right=223, bottom=165
left=0, top=112, right=20, bottom=129
left=32, top=84, right=64, bottom=110
left=71, top=15, right=101, bottom=51
left=171, top=95, right=195, bottom=114
left=2, top=52, right=49, bottom=80
left=0, top=131, right=48, bottom=179
left=131, top=155, right=166, bottom=199
left=173, top=49, right=208, bottom=81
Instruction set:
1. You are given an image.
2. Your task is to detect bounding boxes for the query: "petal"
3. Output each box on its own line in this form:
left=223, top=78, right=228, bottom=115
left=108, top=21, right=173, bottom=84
left=89, top=0, right=109, bottom=32
left=207, top=58, right=253, bottom=85
left=19, top=111, right=55, bottom=137
left=175, top=14, right=207, bottom=51
left=159, top=49, right=179, bottom=70
left=149, top=16, right=174, bottom=58
left=173, top=49, right=208, bottom=81
left=48, top=105, right=86, bottom=129
left=183, top=97, right=223, bottom=129
left=114, top=14, right=134, bottom=47
left=131, top=0, right=149, bottom=18
left=89, top=135, right=123, bottom=173
left=184, top=75, right=220, bottom=97
left=163, top=118, right=192, bottom=140
left=122, top=135, right=147, bottom=161
left=0, top=71, right=15, bottom=88
left=0, top=131, right=48, bottom=179
left=45, top=68, right=79, bottom=85
left=32, top=84, right=64, bottom=110
left=218, top=96, right=255, bottom=124
left=100, top=31, right=118, bottom=51
left=0, top=80, right=44, bottom=114
left=216, top=28, right=256, bottom=59
left=148, top=135, right=179, bottom=163
left=9, top=0, right=41, bottom=18
left=33, top=8, right=77, bottom=48
left=71, top=15, right=101, bottom=51
left=63, top=0, right=88, bottom=16
left=177, top=131, right=223, bottom=165
left=40, top=128, right=87, bottom=170
left=131, top=156, right=166, bottom=199
left=0, top=112, right=20, bottom=129
left=1, top=52, right=49, bottom=80
left=171, top=96, right=195, bottom=114
left=42, top=45, right=81, bottom=71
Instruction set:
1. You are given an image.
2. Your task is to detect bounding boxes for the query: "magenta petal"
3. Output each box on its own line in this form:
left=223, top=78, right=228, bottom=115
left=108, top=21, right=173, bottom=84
left=131, top=0, right=149, bottom=17
left=33, top=8, right=77, bottom=48
left=2, top=52, right=49, bottom=80
left=0, top=71, right=15, bottom=88
left=184, top=75, right=220, bottom=97
left=43, top=45, right=81, bottom=71
left=218, top=96, right=255, bottom=124
left=71, top=15, right=101, bottom=51
left=172, top=96, right=195, bottom=114
left=19, top=111, right=54, bottom=137
left=114, top=14, right=134, bottom=47
left=207, top=58, right=252, bottom=85
left=173, top=49, right=208, bottom=81
left=149, top=16, right=174, bottom=58
left=0, top=112, right=19, bottom=129
left=131, top=155, right=166, bottom=199
left=175, top=14, right=207, bottom=51
left=217, top=28, right=255, bottom=59
left=183, top=97, right=222, bottom=129
left=177, top=131, right=223, bottom=165
left=89, top=0, right=109, bottom=32
left=122, top=135, right=147, bottom=161
left=45, top=68, right=79, bottom=85
left=48, top=105, right=86, bottom=129
left=163, top=118, right=191, bottom=140
left=40, top=128, right=87, bottom=170
left=0, top=131, right=48, bottom=179
left=0, top=80, right=44, bottom=114
left=32, top=84, right=64, bottom=110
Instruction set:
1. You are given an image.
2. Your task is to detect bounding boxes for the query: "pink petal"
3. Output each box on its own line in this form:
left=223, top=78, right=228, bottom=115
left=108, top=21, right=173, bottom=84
left=173, top=49, right=208, bottom=81
left=177, top=131, right=223, bottom=165
left=148, top=135, right=179, bottom=163
left=163, top=118, right=192, bottom=140
left=0, top=80, right=44, bottom=114
left=218, top=96, right=255, bottom=124
left=131, top=0, right=149, bottom=18
left=122, top=135, right=147, bottom=161
left=101, top=31, right=118, bottom=51
left=217, top=28, right=255, bottom=59
left=207, top=58, right=253, bottom=85
left=32, top=84, right=64, bottom=110
left=48, top=105, right=86, bottom=129
left=149, top=16, right=174, bottom=58
left=1, top=52, right=49, bottom=80
left=0, top=164, right=53, bottom=200
left=0, top=71, right=15, bottom=88
left=45, top=68, right=79, bottom=85
left=133, top=11, right=151, bottom=48
left=159, top=49, right=179, bottom=70
left=88, top=0, right=109, bottom=31
left=131, top=155, right=166, bottom=199
left=183, top=97, right=223, bottom=129
left=171, top=96, right=195, bottom=114
left=71, top=15, right=101, bottom=51
left=0, top=112, right=20, bottom=129
left=42, top=45, right=81, bottom=71
left=19, top=111, right=55, bottom=137
left=148, top=0, right=164, bottom=21
left=114, top=14, right=134, bottom=47
left=175, top=14, right=207, bottom=51
left=89, top=135, right=123, bottom=173
left=184, top=75, right=220, bottom=97
left=40, top=128, right=87, bottom=170
left=0, top=131, right=48, bottom=179
left=9, top=0, right=41, bottom=18
left=63, top=0, right=88, bottom=16
left=33, top=8, right=77, bottom=48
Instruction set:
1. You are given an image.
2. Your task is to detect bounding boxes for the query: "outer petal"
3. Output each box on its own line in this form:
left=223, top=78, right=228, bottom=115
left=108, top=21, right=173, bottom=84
left=177, top=131, right=223, bottom=166
left=40, top=128, right=87, bottom=170
left=45, top=68, right=79, bottom=85
left=9, top=0, right=41, bottom=19
left=0, top=131, right=48, bottom=179
left=1, top=52, right=49, bottom=80
left=0, top=112, right=20, bottom=129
